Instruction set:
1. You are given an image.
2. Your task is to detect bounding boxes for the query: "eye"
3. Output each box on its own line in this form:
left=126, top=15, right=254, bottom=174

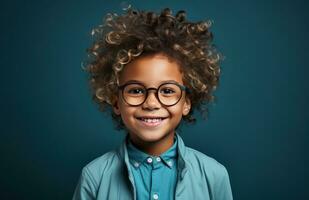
left=160, top=87, right=176, bottom=95
left=127, top=87, right=145, bottom=94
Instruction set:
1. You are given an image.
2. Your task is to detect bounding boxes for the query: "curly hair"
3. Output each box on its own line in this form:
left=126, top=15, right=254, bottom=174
left=84, top=7, right=223, bottom=130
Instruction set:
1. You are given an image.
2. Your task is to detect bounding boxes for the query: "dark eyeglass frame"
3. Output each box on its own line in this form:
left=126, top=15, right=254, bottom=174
left=118, top=81, right=191, bottom=107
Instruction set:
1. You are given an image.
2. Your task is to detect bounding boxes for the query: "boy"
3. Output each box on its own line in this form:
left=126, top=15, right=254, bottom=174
left=73, top=6, right=233, bottom=200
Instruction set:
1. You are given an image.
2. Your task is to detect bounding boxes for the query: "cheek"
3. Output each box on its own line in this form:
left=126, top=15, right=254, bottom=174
left=168, top=104, right=185, bottom=119
left=118, top=105, right=136, bottom=122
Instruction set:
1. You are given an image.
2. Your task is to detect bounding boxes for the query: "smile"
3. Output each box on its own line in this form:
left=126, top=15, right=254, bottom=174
left=136, top=117, right=167, bottom=127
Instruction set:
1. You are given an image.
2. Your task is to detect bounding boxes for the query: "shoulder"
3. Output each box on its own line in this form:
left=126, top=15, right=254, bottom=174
left=185, top=147, right=229, bottom=181
left=80, top=150, right=121, bottom=187
left=184, top=146, right=233, bottom=199
left=73, top=150, right=123, bottom=199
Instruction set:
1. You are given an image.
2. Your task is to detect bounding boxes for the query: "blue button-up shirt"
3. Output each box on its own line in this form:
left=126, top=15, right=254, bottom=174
left=73, top=133, right=233, bottom=200
left=127, top=136, right=178, bottom=200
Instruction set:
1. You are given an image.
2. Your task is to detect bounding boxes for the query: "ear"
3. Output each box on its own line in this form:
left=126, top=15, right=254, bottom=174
left=111, top=94, right=121, bottom=115
left=182, top=97, right=191, bottom=116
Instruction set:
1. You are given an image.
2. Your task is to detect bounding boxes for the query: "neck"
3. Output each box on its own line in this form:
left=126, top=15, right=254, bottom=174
left=128, top=131, right=175, bottom=156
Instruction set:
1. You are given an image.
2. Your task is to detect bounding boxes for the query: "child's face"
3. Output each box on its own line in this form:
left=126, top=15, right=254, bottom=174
left=112, top=53, right=191, bottom=147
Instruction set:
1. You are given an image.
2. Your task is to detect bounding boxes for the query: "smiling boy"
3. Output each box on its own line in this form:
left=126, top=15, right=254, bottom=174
left=73, top=7, right=233, bottom=200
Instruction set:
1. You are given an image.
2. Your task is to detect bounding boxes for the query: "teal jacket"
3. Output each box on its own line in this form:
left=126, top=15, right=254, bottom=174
left=73, top=133, right=233, bottom=200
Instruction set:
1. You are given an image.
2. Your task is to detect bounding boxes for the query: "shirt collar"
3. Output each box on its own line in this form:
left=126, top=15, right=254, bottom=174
left=118, top=132, right=188, bottom=180
left=126, top=135, right=178, bottom=168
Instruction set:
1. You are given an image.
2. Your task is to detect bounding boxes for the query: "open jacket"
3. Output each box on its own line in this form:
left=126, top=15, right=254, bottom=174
left=73, top=133, right=233, bottom=200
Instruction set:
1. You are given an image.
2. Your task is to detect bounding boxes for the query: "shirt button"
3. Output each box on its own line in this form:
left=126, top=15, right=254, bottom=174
left=156, top=157, right=161, bottom=162
left=153, top=193, right=159, bottom=200
left=167, top=160, right=173, bottom=167
left=147, top=157, right=153, bottom=163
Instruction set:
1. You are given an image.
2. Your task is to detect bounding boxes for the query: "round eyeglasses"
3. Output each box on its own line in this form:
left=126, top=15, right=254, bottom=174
left=118, top=82, right=190, bottom=106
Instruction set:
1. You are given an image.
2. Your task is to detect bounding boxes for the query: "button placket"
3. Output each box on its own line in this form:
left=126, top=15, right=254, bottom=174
left=151, top=158, right=161, bottom=200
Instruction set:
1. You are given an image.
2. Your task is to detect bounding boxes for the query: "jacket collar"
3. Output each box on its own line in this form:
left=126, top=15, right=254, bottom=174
left=118, top=132, right=188, bottom=180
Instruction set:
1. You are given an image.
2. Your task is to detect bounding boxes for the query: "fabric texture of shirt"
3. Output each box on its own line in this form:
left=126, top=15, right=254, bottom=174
left=73, top=133, right=233, bottom=200
left=127, top=135, right=178, bottom=200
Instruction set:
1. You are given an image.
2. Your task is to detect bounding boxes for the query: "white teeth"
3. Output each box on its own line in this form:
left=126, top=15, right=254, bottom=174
left=141, top=118, right=162, bottom=123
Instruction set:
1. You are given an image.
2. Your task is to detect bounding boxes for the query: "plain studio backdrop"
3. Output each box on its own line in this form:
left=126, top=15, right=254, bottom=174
left=1, top=0, right=308, bottom=199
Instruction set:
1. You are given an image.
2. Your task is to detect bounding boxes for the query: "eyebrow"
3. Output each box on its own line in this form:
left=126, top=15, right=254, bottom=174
left=123, top=79, right=181, bottom=85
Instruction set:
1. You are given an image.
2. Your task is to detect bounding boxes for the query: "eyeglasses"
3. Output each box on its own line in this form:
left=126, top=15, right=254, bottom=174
left=118, top=81, right=190, bottom=106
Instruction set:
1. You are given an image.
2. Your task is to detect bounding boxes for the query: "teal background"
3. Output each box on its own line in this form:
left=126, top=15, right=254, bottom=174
left=1, top=0, right=308, bottom=199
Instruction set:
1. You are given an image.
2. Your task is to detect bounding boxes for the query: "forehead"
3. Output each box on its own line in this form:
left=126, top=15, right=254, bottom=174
left=119, top=53, right=183, bottom=85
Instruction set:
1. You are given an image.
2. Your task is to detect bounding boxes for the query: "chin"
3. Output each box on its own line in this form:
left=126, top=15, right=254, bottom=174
left=133, top=130, right=170, bottom=143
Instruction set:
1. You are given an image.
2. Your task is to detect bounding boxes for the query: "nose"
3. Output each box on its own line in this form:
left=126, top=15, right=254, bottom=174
left=142, top=90, right=161, bottom=110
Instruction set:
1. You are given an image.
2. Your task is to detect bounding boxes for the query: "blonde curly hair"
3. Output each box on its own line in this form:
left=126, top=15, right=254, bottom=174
left=84, top=7, right=223, bottom=130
